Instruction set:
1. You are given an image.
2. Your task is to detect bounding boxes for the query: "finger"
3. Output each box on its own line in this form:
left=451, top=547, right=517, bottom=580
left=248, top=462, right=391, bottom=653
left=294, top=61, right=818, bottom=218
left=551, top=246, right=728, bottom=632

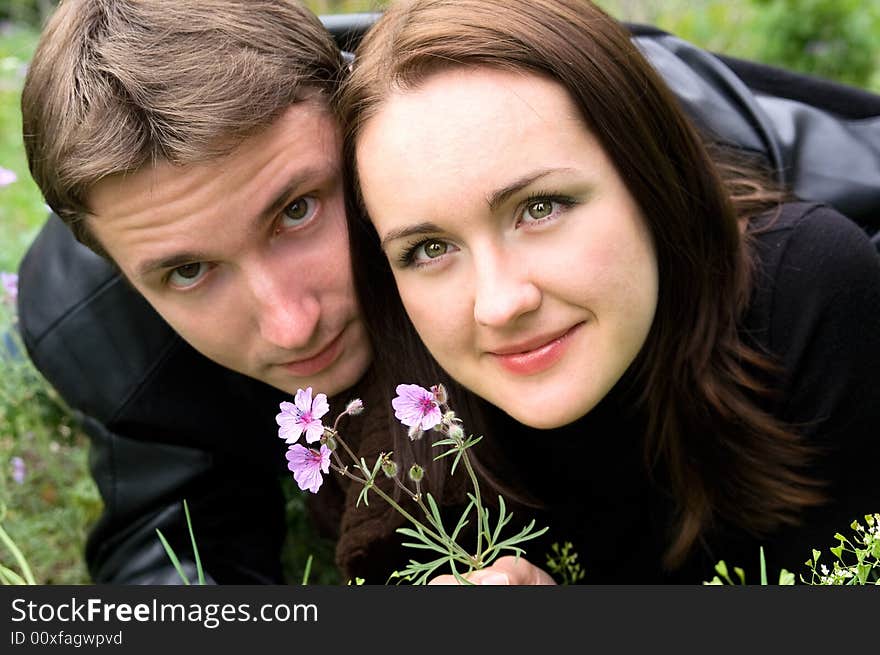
left=427, top=574, right=461, bottom=585
left=489, top=556, right=556, bottom=585
left=427, top=570, right=510, bottom=585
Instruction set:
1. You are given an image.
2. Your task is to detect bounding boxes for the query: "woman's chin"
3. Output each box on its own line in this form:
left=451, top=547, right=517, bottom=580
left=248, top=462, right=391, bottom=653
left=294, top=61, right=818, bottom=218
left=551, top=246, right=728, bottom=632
left=497, top=397, right=594, bottom=431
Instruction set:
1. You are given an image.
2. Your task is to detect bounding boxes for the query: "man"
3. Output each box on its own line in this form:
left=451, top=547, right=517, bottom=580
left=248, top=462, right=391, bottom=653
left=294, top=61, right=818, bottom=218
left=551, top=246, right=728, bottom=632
left=17, top=0, right=880, bottom=583
left=19, top=0, right=372, bottom=584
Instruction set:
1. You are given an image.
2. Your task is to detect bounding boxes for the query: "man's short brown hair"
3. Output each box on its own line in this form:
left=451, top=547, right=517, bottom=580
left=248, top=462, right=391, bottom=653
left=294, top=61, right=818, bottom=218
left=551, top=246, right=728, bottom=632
left=22, top=0, right=344, bottom=254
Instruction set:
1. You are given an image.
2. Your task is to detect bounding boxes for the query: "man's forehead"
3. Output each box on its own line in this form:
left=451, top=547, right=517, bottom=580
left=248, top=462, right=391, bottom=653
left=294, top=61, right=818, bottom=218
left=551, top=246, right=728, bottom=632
left=88, top=99, right=340, bottom=211
left=85, top=102, right=342, bottom=276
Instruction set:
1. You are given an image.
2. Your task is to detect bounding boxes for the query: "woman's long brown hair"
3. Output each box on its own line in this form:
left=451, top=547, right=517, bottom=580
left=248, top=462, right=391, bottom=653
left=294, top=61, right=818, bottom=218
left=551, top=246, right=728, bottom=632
left=337, top=0, right=825, bottom=568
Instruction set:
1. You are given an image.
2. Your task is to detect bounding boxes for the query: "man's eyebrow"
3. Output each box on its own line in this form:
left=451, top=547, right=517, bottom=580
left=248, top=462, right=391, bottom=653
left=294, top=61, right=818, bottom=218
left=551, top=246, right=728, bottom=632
left=486, top=168, right=575, bottom=211
left=136, top=251, right=210, bottom=280
left=135, top=167, right=329, bottom=279
left=380, top=222, right=445, bottom=250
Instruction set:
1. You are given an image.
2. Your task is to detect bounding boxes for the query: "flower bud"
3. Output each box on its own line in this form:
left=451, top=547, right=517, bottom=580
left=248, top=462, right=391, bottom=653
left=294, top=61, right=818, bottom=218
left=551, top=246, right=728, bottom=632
left=441, top=410, right=457, bottom=426
left=345, top=398, right=364, bottom=416
left=381, top=458, right=398, bottom=479
left=408, top=464, right=425, bottom=482
left=324, top=436, right=337, bottom=452
left=448, top=424, right=465, bottom=440
left=430, top=384, right=448, bottom=405
left=407, top=424, right=424, bottom=441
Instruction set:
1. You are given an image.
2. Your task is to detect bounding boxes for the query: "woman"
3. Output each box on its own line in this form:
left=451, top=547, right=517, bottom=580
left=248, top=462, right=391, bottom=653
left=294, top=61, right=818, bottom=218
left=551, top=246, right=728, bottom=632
left=333, top=0, right=880, bottom=583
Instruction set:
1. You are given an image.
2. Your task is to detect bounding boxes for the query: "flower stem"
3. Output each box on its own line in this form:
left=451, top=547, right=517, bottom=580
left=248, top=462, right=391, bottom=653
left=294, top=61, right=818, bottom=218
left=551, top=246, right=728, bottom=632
left=459, top=447, right=484, bottom=562
left=368, top=483, right=473, bottom=563
left=331, top=431, right=472, bottom=563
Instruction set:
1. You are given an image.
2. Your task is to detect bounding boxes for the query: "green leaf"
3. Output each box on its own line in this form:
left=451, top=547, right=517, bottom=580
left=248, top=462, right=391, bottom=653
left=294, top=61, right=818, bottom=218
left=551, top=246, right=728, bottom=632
left=155, top=528, right=190, bottom=585
left=450, top=502, right=475, bottom=544
left=450, top=450, right=464, bottom=475
left=713, top=560, right=733, bottom=585
left=0, top=523, right=36, bottom=585
left=759, top=547, right=768, bottom=585
left=356, top=484, right=371, bottom=508
left=812, top=549, right=822, bottom=563
left=301, top=554, right=313, bottom=586
left=703, top=576, right=724, bottom=585
left=830, top=545, right=844, bottom=559
left=490, top=495, right=514, bottom=546
left=0, top=563, right=27, bottom=585
left=464, top=435, right=484, bottom=448
left=856, top=563, right=871, bottom=585
left=425, top=493, right=453, bottom=542
left=182, top=500, right=204, bottom=585
left=396, top=555, right=453, bottom=585
left=733, top=567, right=746, bottom=585
left=778, top=569, right=795, bottom=586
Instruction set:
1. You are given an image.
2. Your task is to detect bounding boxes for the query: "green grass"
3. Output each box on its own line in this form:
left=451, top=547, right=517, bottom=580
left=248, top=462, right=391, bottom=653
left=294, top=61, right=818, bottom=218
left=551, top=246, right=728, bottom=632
left=1, top=21, right=100, bottom=585
left=596, top=0, right=880, bottom=93
left=0, top=23, right=46, bottom=272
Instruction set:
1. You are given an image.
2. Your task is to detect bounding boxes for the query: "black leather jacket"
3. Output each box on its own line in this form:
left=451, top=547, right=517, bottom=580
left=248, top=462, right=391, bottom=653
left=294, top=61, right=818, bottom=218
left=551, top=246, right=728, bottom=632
left=15, top=19, right=880, bottom=583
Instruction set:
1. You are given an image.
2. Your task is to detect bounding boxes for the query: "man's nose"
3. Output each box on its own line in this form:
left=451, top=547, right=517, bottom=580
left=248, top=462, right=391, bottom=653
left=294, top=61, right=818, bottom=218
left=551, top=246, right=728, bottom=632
left=247, top=264, right=321, bottom=350
left=472, top=249, right=541, bottom=327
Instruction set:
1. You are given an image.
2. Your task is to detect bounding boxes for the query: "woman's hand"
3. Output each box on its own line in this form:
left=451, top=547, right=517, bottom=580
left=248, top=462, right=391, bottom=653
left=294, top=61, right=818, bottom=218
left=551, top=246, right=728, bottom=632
left=427, top=555, right=557, bottom=585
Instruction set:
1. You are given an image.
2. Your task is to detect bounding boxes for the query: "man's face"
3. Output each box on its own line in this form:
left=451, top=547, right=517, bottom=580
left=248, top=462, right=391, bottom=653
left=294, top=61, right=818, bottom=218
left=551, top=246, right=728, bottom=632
left=87, top=102, right=372, bottom=397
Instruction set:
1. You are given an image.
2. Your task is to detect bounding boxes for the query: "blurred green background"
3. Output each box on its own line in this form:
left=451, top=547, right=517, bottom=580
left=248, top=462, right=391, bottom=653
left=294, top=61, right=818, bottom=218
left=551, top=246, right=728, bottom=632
left=1, top=0, right=878, bottom=584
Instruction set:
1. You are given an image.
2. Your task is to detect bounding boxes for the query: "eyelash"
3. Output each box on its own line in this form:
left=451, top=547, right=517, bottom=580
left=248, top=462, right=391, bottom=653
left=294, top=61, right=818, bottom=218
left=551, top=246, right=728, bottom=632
left=517, top=191, right=577, bottom=225
left=396, top=191, right=577, bottom=268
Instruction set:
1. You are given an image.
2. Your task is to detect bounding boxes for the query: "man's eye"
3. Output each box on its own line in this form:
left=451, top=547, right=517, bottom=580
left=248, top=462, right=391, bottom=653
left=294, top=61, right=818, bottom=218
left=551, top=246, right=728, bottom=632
left=280, top=196, right=319, bottom=228
left=168, top=262, right=209, bottom=288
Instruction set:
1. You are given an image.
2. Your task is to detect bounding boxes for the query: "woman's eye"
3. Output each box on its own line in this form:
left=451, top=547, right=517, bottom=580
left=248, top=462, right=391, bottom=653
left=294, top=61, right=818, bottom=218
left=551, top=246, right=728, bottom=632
left=520, top=198, right=559, bottom=223
left=168, top=262, right=209, bottom=289
left=410, top=239, right=455, bottom=265
left=280, top=196, right=318, bottom=228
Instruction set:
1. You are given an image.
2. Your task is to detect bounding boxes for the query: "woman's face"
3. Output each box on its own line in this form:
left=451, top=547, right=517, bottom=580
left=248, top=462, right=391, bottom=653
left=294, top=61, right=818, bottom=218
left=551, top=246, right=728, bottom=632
left=357, top=68, right=659, bottom=429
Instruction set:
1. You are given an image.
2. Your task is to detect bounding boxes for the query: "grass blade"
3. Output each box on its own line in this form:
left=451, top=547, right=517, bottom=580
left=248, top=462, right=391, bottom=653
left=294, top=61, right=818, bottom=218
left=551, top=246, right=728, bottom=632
left=0, top=523, right=36, bottom=585
left=155, top=528, right=191, bottom=585
left=182, top=500, right=204, bottom=585
left=301, top=554, right=313, bottom=586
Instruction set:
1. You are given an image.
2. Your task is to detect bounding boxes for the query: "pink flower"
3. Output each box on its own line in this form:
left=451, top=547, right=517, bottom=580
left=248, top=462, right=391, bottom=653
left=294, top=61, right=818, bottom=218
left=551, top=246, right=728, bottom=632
left=276, top=387, right=329, bottom=444
left=1, top=272, right=18, bottom=303
left=0, top=167, right=17, bottom=187
left=392, top=384, right=442, bottom=432
left=286, top=444, right=331, bottom=493
left=11, top=456, right=26, bottom=485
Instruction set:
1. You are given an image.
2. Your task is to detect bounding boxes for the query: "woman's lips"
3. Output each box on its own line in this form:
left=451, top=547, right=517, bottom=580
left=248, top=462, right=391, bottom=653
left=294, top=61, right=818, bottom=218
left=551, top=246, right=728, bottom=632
left=489, top=322, right=584, bottom=376
left=280, top=328, right=345, bottom=377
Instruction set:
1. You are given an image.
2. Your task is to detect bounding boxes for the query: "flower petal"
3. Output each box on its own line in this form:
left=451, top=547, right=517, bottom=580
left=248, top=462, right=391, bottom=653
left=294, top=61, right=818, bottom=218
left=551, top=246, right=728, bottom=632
left=392, top=383, right=436, bottom=428
left=303, top=420, right=324, bottom=444
left=311, top=392, right=330, bottom=419
left=294, top=387, right=313, bottom=413
left=419, top=405, right=443, bottom=431
left=286, top=445, right=325, bottom=493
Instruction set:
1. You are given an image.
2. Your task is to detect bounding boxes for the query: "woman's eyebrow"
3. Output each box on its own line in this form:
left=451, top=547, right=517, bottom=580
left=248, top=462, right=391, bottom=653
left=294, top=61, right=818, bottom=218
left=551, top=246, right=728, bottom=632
left=486, top=167, right=576, bottom=211
left=378, top=167, right=580, bottom=251
left=380, top=222, right=444, bottom=250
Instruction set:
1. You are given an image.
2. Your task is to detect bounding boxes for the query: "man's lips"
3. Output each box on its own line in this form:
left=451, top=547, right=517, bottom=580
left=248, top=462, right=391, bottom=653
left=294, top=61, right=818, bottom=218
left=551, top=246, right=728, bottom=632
left=488, top=322, right=585, bottom=375
left=278, top=328, right=346, bottom=377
